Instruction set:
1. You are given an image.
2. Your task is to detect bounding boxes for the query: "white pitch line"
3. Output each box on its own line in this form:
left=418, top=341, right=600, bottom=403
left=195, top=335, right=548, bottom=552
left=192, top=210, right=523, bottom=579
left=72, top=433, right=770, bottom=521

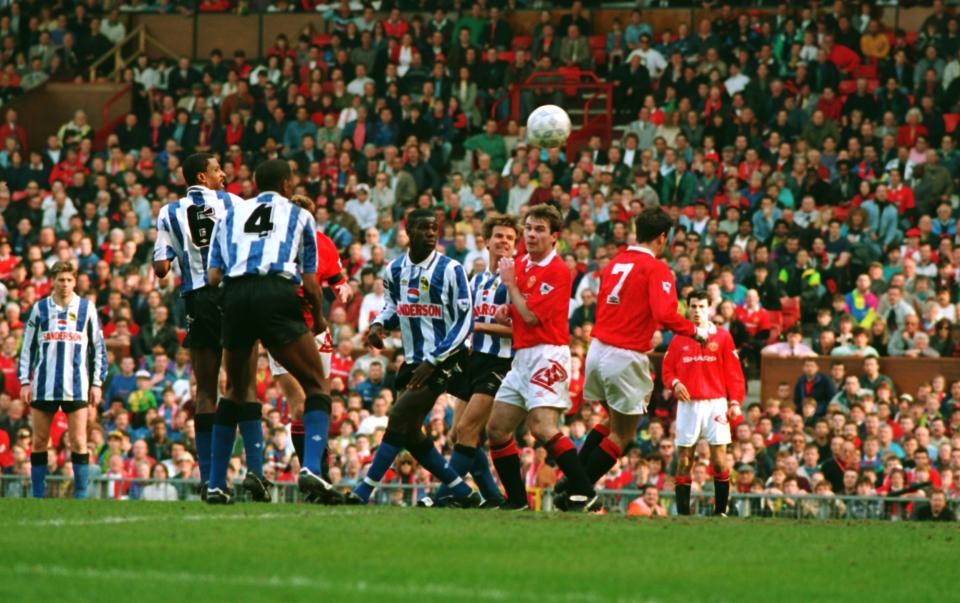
left=2, top=564, right=658, bottom=603
left=12, top=509, right=362, bottom=528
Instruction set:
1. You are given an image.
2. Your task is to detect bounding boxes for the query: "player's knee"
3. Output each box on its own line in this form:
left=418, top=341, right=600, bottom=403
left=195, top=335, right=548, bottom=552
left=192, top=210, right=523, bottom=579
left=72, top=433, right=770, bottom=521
left=485, top=420, right=510, bottom=445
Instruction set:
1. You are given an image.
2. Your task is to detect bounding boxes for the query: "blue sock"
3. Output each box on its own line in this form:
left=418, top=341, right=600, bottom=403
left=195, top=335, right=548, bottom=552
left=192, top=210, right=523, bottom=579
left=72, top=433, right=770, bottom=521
left=472, top=447, right=504, bottom=503
left=303, top=408, right=330, bottom=475
left=238, top=402, right=264, bottom=476
left=195, top=413, right=215, bottom=483
left=353, top=432, right=404, bottom=503
left=410, top=439, right=472, bottom=498
left=30, top=452, right=47, bottom=498
left=72, top=453, right=90, bottom=499
left=436, top=444, right=478, bottom=499
left=209, top=400, right=238, bottom=490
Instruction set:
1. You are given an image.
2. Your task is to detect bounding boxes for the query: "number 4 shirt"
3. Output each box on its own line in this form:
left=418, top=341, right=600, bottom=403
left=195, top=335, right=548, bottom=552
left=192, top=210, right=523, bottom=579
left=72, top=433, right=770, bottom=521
left=592, top=245, right=695, bottom=352
left=510, top=250, right=571, bottom=350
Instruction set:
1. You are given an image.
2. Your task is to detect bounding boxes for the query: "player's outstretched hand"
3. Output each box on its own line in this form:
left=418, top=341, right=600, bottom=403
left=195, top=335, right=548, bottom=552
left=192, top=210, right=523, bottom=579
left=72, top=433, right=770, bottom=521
left=406, top=362, right=435, bottom=390
left=673, top=381, right=691, bottom=402
left=498, top=257, right=516, bottom=286
left=694, top=325, right=710, bottom=345
left=367, top=324, right=385, bottom=349
left=494, top=304, right=513, bottom=326
left=19, top=384, right=31, bottom=404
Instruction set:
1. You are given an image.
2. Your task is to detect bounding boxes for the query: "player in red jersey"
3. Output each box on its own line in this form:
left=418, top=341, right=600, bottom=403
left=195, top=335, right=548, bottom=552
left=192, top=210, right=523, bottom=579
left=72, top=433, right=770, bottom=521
left=485, top=205, right=598, bottom=512
left=662, top=289, right=746, bottom=516
left=566, top=208, right=710, bottom=502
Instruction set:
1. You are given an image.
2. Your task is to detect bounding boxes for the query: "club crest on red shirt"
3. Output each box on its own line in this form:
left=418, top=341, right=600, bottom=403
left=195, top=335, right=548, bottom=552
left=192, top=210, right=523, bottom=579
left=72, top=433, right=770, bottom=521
left=707, top=341, right=719, bottom=352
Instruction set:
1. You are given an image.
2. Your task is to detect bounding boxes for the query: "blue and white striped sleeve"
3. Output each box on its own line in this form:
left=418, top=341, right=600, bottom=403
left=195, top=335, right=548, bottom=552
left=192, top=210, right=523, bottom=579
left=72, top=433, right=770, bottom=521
left=428, top=261, right=473, bottom=364
left=18, top=304, right=39, bottom=384
left=374, top=260, right=399, bottom=331
left=207, top=212, right=226, bottom=272
left=87, top=306, right=107, bottom=387
left=153, top=209, right=176, bottom=262
left=299, top=211, right=318, bottom=275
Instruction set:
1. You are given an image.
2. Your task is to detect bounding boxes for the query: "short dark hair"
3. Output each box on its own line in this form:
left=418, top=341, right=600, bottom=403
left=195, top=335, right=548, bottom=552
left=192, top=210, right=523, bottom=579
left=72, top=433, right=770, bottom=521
left=408, top=208, right=435, bottom=229
left=635, top=207, right=674, bottom=243
left=254, top=159, right=292, bottom=193
left=482, top=215, right=520, bottom=240
left=182, top=153, right=214, bottom=186
left=686, top=289, right=709, bottom=305
left=525, top=204, right=564, bottom=234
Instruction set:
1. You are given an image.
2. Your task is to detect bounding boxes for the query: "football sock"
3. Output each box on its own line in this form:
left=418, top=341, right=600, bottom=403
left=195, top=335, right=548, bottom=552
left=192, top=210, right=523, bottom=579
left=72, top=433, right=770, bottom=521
left=584, top=437, right=622, bottom=484
left=195, top=412, right=215, bottom=483
left=408, top=437, right=472, bottom=498
left=472, top=447, right=504, bottom=503
left=30, top=451, right=47, bottom=498
left=579, top=424, right=610, bottom=461
left=237, top=401, right=265, bottom=476
left=71, top=452, right=90, bottom=499
left=490, top=438, right=527, bottom=506
left=290, top=420, right=305, bottom=465
left=353, top=429, right=404, bottom=503
left=209, top=399, right=239, bottom=490
left=714, top=469, right=731, bottom=515
left=546, top=433, right=594, bottom=497
left=302, top=394, right=332, bottom=476
left=675, top=475, right=692, bottom=515
left=435, top=443, right=476, bottom=499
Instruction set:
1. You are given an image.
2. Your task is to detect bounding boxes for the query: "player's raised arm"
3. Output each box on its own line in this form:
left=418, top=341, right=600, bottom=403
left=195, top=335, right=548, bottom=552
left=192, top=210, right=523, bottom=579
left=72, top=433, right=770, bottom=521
left=648, top=262, right=696, bottom=338
left=498, top=256, right=539, bottom=326
left=428, top=261, right=473, bottom=365
left=152, top=209, right=176, bottom=278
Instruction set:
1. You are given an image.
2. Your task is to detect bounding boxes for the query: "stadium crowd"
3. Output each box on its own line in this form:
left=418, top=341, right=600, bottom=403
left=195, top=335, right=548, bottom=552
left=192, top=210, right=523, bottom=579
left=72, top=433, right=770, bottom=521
left=0, top=0, right=959, bottom=519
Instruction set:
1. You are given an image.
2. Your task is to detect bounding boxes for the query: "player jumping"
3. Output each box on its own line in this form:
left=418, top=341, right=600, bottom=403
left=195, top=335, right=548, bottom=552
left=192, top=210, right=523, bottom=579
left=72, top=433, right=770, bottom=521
left=20, top=261, right=106, bottom=498
left=485, top=205, right=597, bottom=512
left=345, top=209, right=480, bottom=508
left=662, top=289, right=745, bottom=516
left=153, top=153, right=246, bottom=499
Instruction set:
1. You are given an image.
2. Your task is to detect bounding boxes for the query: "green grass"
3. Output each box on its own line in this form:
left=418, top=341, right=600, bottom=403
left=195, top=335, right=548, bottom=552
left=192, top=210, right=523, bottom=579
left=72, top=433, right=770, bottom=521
left=0, top=500, right=957, bottom=603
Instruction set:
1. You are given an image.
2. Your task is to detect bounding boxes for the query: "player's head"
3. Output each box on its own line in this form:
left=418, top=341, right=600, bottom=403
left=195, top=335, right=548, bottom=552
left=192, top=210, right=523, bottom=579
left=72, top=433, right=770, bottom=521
left=635, top=208, right=674, bottom=256
left=254, top=159, right=294, bottom=197
left=523, top=204, right=562, bottom=258
left=686, top=289, right=710, bottom=326
left=483, top=215, right=519, bottom=262
left=50, top=261, right=77, bottom=298
left=406, top=208, right=438, bottom=256
left=182, top=153, right=224, bottom=190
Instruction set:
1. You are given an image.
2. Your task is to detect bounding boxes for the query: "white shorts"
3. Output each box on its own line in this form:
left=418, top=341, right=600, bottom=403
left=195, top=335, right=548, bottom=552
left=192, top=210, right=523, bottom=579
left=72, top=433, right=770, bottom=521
left=495, top=345, right=571, bottom=412
left=268, top=331, right=333, bottom=379
left=583, top=339, right=654, bottom=416
left=674, top=398, right=731, bottom=447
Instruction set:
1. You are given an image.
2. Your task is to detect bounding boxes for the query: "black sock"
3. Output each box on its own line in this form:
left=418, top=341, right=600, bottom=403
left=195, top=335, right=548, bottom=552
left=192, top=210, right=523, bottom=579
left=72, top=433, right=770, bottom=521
left=579, top=424, right=610, bottom=461
left=546, top=433, right=594, bottom=497
left=291, top=420, right=305, bottom=466
left=320, top=445, right=330, bottom=482
left=584, top=437, right=621, bottom=484
left=490, top=438, right=527, bottom=506
left=675, top=478, right=692, bottom=515
left=715, top=471, right=731, bottom=515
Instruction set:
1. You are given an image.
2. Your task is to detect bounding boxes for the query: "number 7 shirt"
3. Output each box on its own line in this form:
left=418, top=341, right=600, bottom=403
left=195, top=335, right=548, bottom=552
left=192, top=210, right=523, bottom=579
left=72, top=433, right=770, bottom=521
left=592, top=245, right=695, bottom=352
left=511, top=250, right=571, bottom=350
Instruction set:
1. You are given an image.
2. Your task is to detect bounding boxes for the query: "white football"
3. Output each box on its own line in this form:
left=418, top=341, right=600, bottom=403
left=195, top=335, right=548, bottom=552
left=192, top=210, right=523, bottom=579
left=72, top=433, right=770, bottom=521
left=526, top=104, right=572, bottom=148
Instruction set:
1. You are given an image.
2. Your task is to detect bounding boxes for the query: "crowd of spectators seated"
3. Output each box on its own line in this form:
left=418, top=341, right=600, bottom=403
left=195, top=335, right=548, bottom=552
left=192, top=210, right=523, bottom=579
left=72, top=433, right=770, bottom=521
left=0, top=1, right=958, bottom=519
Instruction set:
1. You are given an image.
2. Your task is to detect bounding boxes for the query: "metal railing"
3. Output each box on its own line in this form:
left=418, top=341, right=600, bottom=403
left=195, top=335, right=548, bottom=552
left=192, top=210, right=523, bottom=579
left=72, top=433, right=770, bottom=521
left=3, top=475, right=954, bottom=521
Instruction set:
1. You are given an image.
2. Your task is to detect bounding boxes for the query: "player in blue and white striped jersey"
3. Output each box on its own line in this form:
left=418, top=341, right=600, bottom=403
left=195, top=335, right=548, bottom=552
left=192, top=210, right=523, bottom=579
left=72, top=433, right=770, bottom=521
left=19, top=262, right=106, bottom=499
left=152, top=153, right=245, bottom=499
left=346, top=209, right=480, bottom=508
left=205, top=160, right=339, bottom=505
left=441, top=216, right=520, bottom=507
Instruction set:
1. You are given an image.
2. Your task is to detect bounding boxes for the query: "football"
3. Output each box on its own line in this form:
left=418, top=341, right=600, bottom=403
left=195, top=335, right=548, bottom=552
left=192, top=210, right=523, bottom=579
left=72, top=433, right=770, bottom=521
left=526, top=104, right=572, bottom=149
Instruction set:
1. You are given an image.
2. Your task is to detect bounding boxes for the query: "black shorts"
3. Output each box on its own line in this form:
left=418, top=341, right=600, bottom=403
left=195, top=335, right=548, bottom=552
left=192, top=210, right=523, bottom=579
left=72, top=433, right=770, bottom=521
left=32, top=400, right=87, bottom=414
left=447, top=351, right=512, bottom=401
left=221, top=275, right=308, bottom=350
left=394, top=349, right=468, bottom=394
left=183, top=286, right=223, bottom=350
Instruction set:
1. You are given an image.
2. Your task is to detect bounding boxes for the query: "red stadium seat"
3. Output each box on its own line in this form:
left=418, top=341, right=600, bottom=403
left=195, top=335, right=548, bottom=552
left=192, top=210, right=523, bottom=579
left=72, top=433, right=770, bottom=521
left=766, top=311, right=783, bottom=344
left=906, top=31, right=918, bottom=47
left=852, top=63, right=877, bottom=79
left=830, top=45, right=860, bottom=73
left=588, top=35, right=606, bottom=50
left=512, top=35, right=532, bottom=50
left=497, top=50, right=516, bottom=63
left=945, top=113, right=960, bottom=134
left=312, top=33, right=333, bottom=47
left=838, top=80, right=857, bottom=95
left=781, top=297, right=801, bottom=330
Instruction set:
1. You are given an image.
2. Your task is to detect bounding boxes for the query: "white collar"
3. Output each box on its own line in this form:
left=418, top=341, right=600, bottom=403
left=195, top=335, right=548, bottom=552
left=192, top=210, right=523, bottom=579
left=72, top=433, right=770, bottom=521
left=627, top=245, right=656, bottom=258
left=525, top=249, right=557, bottom=267
left=49, top=293, right=77, bottom=311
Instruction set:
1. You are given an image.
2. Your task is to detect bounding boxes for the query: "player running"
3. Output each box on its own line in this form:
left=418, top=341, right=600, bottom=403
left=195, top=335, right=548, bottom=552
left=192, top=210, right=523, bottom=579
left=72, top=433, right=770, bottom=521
left=153, top=152, right=245, bottom=499
left=268, top=193, right=352, bottom=500
left=437, top=216, right=519, bottom=507
left=206, top=160, right=339, bottom=505
left=485, top=205, right=597, bottom=512
left=20, top=261, right=106, bottom=498
left=565, top=208, right=709, bottom=503
left=662, top=289, right=745, bottom=516
left=345, top=209, right=480, bottom=508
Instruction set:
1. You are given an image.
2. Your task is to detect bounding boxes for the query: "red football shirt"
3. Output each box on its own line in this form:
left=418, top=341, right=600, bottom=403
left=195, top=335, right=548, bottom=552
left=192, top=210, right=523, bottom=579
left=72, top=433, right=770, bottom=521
left=298, top=231, right=345, bottom=328
left=592, top=246, right=695, bottom=352
left=510, top=250, right=571, bottom=350
left=661, top=329, right=746, bottom=402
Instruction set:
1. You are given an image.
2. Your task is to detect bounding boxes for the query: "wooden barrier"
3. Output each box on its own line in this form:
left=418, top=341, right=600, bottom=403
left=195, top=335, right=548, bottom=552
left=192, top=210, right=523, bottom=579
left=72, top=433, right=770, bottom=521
left=9, top=82, right=129, bottom=151
left=760, top=356, right=960, bottom=406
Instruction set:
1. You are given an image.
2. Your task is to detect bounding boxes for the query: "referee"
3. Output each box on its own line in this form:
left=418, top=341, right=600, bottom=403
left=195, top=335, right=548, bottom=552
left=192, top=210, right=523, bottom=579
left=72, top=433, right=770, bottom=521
left=206, top=159, right=340, bottom=505
left=19, top=261, right=106, bottom=498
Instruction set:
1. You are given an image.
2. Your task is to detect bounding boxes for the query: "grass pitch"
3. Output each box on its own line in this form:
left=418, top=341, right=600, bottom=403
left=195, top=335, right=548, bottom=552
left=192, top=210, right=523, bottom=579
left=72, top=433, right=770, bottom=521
left=1, top=500, right=956, bottom=603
